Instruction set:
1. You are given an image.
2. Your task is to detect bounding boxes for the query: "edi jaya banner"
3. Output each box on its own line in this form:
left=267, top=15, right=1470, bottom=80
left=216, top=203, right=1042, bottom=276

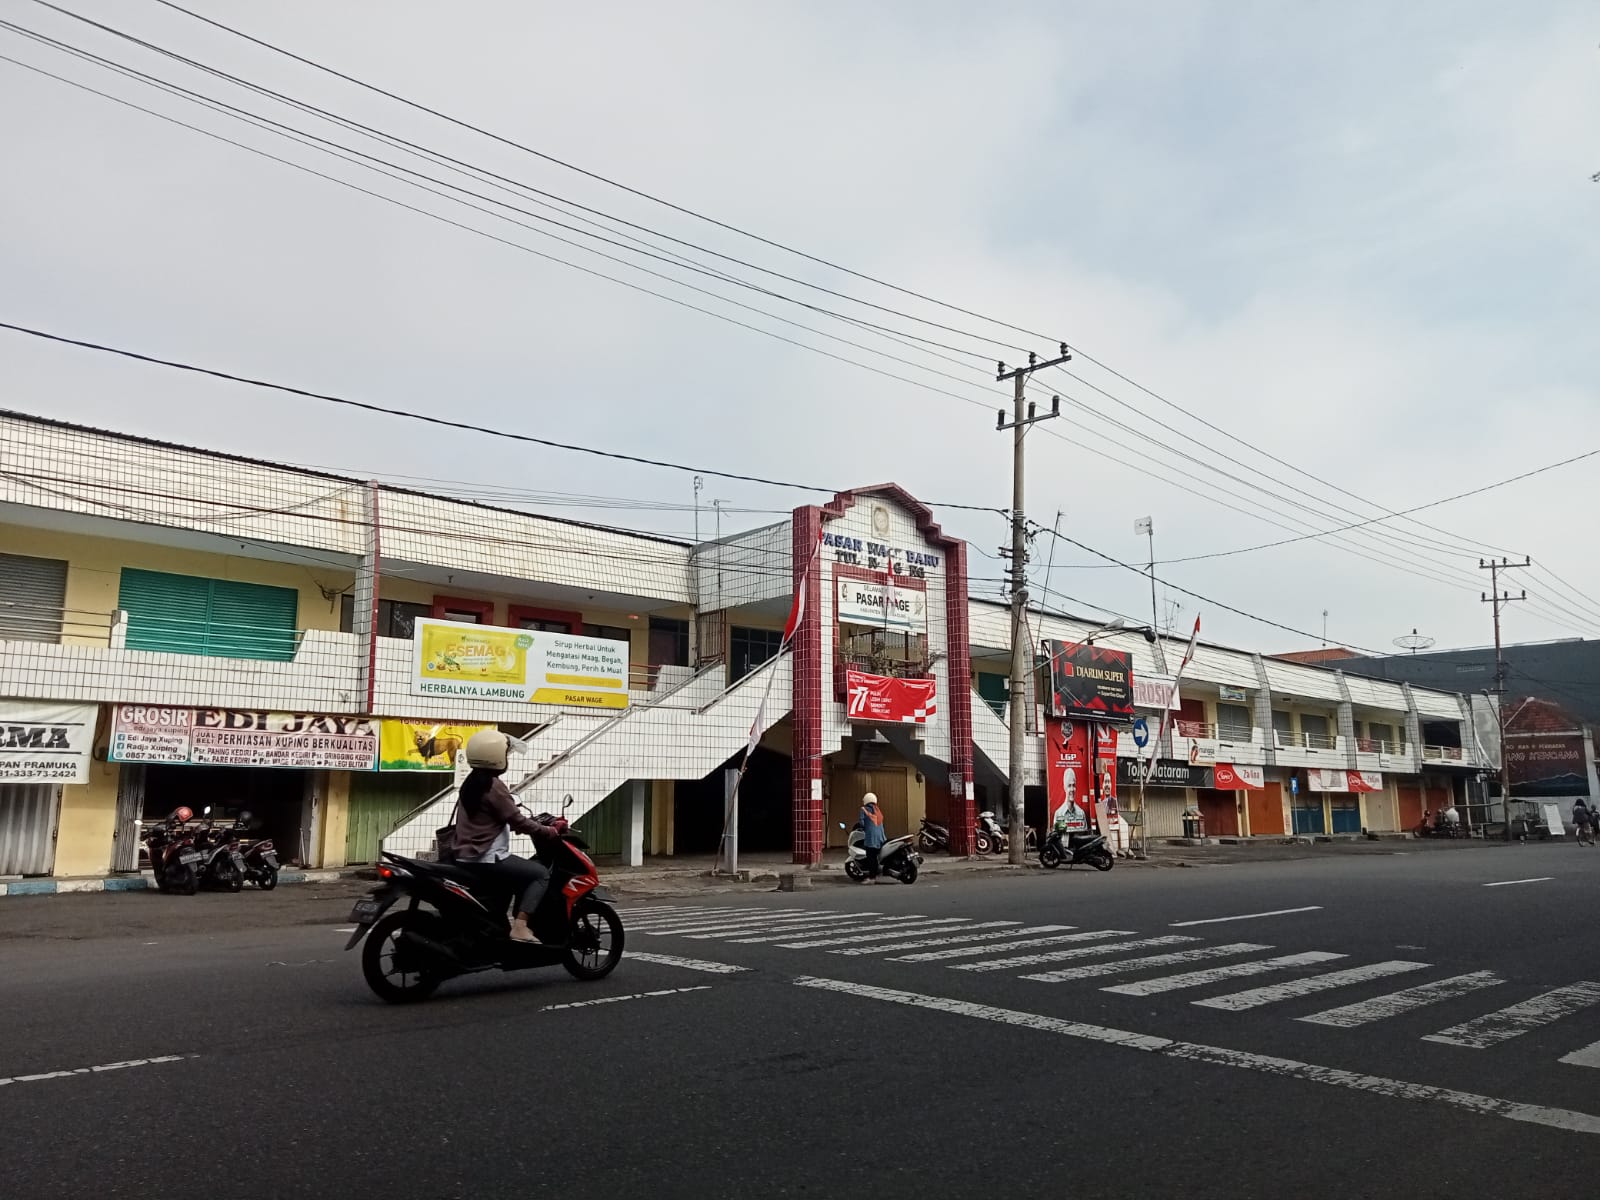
left=412, top=618, right=629, bottom=710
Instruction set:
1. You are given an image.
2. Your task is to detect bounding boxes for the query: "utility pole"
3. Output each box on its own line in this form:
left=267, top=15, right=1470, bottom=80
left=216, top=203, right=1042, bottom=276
left=1136, top=516, right=1158, bottom=641
left=1480, top=557, right=1530, bottom=839
left=996, top=346, right=1070, bottom=865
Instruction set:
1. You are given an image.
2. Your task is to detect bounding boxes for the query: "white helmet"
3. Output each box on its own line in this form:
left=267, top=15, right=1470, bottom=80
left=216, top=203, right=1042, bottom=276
left=862, top=792, right=878, bottom=806
left=464, top=729, right=509, bottom=770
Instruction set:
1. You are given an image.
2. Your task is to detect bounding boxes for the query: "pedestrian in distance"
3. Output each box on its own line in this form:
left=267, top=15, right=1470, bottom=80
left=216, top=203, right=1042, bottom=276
left=857, top=792, right=887, bottom=882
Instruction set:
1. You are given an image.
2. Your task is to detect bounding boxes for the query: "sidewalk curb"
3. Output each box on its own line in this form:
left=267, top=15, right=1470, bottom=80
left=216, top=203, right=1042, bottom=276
left=0, top=868, right=358, bottom=898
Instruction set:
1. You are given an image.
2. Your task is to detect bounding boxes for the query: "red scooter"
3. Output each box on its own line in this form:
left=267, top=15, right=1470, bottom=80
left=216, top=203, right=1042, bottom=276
left=137, top=807, right=206, bottom=895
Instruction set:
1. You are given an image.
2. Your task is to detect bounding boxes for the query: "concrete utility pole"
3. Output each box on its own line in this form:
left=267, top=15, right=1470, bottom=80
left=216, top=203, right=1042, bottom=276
left=1136, top=516, right=1157, bottom=641
left=996, top=347, right=1070, bottom=865
left=1480, top=557, right=1530, bottom=839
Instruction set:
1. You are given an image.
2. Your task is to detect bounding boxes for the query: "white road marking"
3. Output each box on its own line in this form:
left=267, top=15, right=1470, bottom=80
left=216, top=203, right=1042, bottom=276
left=626, top=951, right=749, bottom=975
left=334, top=927, right=356, bottom=934
left=893, top=929, right=1130, bottom=963
left=829, top=922, right=1040, bottom=956
left=540, top=986, right=711, bottom=1012
left=1559, top=1040, right=1600, bottom=1069
left=636, top=912, right=837, bottom=935
left=1482, top=878, right=1554, bottom=888
left=1424, top=982, right=1600, bottom=1049
left=1299, top=971, right=1507, bottom=1028
left=954, top=935, right=1194, bottom=973
left=778, top=918, right=976, bottom=949
left=1195, top=960, right=1431, bottom=1011
left=627, top=909, right=814, bottom=929
left=1103, top=951, right=1346, bottom=996
left=1025, top=942, right=1272, bottom=983
left=729, top=916, right=929, bottom=944
left=683, top=915, right=874, bottom=939
left=1170, top=906, right=1323, bottom=927
left=790, top=977, right=1600, bottom=1136
left=0, top=1055, right=188, bottom=1088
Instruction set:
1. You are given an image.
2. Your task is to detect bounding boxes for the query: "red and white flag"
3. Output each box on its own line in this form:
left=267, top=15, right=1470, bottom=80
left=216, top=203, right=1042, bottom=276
left=781, top=527, right=826, bottom=646
left=1143, top=615, right=1201, bottom=784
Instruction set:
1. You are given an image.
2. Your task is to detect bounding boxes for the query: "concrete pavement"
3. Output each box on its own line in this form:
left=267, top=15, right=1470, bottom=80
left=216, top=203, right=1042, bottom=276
left=2, top=841, right=1595, bottom=1198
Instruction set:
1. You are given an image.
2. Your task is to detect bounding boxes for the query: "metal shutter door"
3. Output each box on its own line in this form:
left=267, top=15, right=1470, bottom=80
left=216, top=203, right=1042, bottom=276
left=0, top=553, right=67, bottom=643
left=206, top=579, right=298, bottom=660
left=0, top=784, right=60, bottom=875
left=119, top=568, right=212, bottom=654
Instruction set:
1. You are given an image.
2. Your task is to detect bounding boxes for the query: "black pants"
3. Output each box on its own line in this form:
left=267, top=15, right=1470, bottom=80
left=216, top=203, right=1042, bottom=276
left=472, top=854, right=549, bottom=914
left=864, top=846, right=882, bottom=878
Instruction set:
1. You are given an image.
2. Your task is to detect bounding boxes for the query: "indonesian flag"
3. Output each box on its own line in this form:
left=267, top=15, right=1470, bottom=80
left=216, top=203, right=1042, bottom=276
left=745, top=695, right=765, bottom=761
left=781, top=527, right=825, bottom=645
left=1143, top=615, right=1201, bottom=784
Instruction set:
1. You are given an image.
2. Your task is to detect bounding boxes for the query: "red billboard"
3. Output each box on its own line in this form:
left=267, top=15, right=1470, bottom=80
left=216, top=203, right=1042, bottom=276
left=1046, top=717, right=1118, bottom=830
left=844, top=670, right=937, bottom=725
left=1044, top=640, right=1134, bottom=720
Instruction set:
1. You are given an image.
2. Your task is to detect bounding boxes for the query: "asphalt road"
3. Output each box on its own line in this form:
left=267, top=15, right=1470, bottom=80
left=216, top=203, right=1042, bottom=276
left=2, top=842, right=1597, bottom=1199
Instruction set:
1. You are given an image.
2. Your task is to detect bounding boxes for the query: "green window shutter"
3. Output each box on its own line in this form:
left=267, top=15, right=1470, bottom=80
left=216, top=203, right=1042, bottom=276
left=207, top=579, right=299, bottom=660
left=118, top=569, right=298, bottom=661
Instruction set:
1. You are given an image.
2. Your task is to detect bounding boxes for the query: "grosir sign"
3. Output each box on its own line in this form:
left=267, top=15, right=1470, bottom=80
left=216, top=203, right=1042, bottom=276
left=1044, top=639, right=1134, bottom=721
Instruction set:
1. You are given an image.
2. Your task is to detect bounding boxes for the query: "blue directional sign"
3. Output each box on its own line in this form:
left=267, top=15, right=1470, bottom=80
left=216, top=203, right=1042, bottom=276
left=1291, top=776, right=1299, bottom=796
left=1132, top=717, right=1150, bottom=748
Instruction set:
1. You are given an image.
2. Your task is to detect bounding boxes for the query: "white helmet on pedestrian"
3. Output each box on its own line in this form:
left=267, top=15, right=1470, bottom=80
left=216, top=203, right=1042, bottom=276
left=464, top=729, right=510, bottom=771
left=862, top=792, right=878, bottom=806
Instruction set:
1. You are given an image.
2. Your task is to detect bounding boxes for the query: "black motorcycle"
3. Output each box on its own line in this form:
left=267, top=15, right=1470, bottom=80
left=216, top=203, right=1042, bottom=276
left=344, top=812, right=623, bottom=1004
left=916, top=817, right=950, bottom=853
left=195, top=808, right=246, bottom=892
left=1039, top=827, right=1115, bottom=871
left=232, top=811, right=280, bottom=889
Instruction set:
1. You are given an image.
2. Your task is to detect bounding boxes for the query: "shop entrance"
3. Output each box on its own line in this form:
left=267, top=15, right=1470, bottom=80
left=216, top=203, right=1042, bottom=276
left=1245, top=782, right=1286, bottom=836
left=347, top=772, right=442, bottom=865
left=0, top=784, right=61, bottom=876
left=829, top=765, right=912, bottom=849
left=1291, top=792, right=1325, bottom=835
left=1196, top=788, right=1240, bottom=837
left=1329, top=794, right=1362, bottom=833
left=673, top=747, right=793, bottom=856
left=141, top=765, right=309, bottom=864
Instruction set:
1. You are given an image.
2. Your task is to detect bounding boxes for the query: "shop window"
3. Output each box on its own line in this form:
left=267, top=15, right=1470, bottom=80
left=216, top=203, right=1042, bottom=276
left=1217, top=703, right=1253, bottom=742
left=119, top=569, right=298, bottom=661
left=0, top=552, right=67, bottom=643
left=1271, top=710, right=1294, bottom=747
left=977, top=671, right=1008, bottom=716
left=339, top=596, right=431, bottom=638
left=648, top=616, right=690, bottom=667
left=432, top=595, right=493, bottom=625
left=1301, top=713, right=1332, bottom=747
left=583, top=623, right=633, bottom=645
left=509, top=604, right=582, bottom=634
left=730, top=626, right=784, bottom=682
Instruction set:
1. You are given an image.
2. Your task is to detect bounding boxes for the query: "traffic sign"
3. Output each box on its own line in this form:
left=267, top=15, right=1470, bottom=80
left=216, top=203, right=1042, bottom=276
left=1132, top=717, right=1150, bottom=748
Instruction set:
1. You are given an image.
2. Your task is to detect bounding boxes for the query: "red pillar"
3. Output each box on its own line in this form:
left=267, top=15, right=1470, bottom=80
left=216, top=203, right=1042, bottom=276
left=790, top=506, right=825, bottom=864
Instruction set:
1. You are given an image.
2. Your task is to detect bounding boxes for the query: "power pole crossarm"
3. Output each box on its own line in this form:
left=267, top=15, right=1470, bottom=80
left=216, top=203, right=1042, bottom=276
left=1479, top=557, right=1531, bottom=840
left=995, top=344, right=1071, bottom=866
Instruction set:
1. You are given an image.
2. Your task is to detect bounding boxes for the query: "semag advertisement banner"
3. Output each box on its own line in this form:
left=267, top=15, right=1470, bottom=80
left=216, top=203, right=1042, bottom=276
left=844, top=670, right=937, bottom=724
left=412, top=619, right=629, bottom=709
left=0, top=700, right=96, bottom=784
left=1044, top=639, right=1134, bottom=720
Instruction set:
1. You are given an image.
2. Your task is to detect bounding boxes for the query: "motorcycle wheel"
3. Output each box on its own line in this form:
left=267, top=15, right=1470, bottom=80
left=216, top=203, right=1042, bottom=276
left=254, top=866, right=279, bottom=891
left=898, top=860, right=919, bottom=884
left=216, top=861, right=244, bottom=893
left=167, top=863, right=198, bottom=896
left=1090, top=849, right=1115, bottom=872
left=844, top=859, right=867, bottom=882
left=1039, top=842, right=1063, bottom=870
left=917, top=831, right=939, bottom=852
left=563, top=899, right=625, bottom=981
left=362, top=911, right=445, bottom=1004
left=974, top=831, right=995, bottom=856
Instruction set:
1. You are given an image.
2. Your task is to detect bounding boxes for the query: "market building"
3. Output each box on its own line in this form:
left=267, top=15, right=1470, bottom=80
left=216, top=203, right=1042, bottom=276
left=0, top=410, right=1500, bottom=880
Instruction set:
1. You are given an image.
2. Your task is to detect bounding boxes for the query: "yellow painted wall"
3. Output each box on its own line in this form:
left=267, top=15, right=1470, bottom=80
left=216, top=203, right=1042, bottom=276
left=319, top=770, right=351, bottom=869
left=0, top=522, right=350, bottom=644
left=650, top=779, right=674, bottom=856
left=55, top=755, right=120, bottom=877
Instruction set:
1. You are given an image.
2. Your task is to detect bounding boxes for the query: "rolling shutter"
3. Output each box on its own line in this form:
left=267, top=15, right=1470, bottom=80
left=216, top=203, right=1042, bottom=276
left=0, top=553, right=67, bottom=643
left=118, top=569, right=298, bottom=661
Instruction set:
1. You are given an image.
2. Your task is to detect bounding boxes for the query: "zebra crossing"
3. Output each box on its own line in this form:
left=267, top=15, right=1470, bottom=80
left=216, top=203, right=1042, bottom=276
left=622, top=903, right=1600, bottom=1068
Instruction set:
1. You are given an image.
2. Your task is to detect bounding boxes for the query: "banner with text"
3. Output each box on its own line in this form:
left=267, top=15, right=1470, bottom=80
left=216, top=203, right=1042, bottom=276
left=1214, top=762, right=1265, bottom=790
left=1506, top=734, right=1588, bottom=798
left=1119, top=758, right=1214, bottom=789
left=109, top=706, right=378, bottom=770
left=378, top=720, right=494, bottom=772
left=844, top=670, right=937, bottom=724
left=411, top=618, right=629, bottom=709
left=1046, top=718, right=1119, bottom=829
left=834, top=575, right=928, bottom=633
left=0, top=700, right=96, bottom=784
left=1044, top=640, right=1134, bottom=720
left=1132, top=673, right=1180, bottom=711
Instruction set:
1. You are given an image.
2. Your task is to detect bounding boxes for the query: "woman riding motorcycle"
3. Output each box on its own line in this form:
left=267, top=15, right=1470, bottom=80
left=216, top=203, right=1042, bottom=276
left=452, top=730, right=563, bottom=943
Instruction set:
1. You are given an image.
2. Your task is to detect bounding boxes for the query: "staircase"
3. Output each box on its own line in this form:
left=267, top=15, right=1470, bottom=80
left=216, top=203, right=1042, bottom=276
left=970, top=687, right=1043, bottom=785
left=383, top=653, right=793, bottom=858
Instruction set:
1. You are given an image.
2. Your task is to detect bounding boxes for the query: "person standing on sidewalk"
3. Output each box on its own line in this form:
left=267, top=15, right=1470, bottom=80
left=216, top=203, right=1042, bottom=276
left=857, top=793, right=887, bottom=882
left=1573, top=798, right=1593, bottom=846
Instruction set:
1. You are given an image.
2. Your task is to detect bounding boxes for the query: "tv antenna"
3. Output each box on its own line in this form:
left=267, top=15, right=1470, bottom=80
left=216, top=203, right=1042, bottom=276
left=1393, top=628, right=1435, bottom=655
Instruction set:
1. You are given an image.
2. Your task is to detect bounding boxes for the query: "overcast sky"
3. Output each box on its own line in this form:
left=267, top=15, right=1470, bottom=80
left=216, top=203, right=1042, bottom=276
left=3, top=0, right=1596, bottom=655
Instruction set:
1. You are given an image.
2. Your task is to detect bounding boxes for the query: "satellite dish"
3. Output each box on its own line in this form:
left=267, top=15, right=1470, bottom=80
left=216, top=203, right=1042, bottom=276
left=1393, top=628, right=1435, bottom=655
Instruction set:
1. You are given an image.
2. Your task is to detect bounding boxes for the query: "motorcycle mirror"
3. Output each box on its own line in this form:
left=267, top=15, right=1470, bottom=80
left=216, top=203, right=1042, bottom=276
left=838, top=822, right=847, bottom=829
left=203, top=806, right=212, bottom=815
left=562, top=794, right=574, bottom=812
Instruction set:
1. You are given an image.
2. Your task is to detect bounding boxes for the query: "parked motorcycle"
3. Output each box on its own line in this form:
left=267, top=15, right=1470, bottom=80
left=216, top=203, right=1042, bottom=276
left=344, top=802, right=622, bottom=1004
left=916, top=817, right=950, bottom=853
left=234, top=813, right=280, bottom=890
left=195, top=807, right=246, bottom=892
left=841, top=824, right=922, bottom=884
left=137, top=808, right=205, bottom=895
left=1039, top=827, right=1115, bottom=871
left=974, top=811, right=1036, bottom=856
